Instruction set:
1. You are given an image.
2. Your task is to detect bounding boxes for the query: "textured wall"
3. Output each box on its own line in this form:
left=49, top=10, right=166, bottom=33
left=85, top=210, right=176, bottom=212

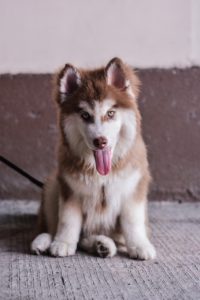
left=1, top=68, right=200, bottom=201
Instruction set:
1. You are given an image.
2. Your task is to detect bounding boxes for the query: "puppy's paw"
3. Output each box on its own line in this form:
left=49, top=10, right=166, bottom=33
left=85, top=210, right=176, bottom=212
left=50, top=240, right=76, bottom=257
left=31, top=233, right=52, bottom=255
left=128, top=240, right=156, bottom=260
left=95, top=236, right=117, bottom=258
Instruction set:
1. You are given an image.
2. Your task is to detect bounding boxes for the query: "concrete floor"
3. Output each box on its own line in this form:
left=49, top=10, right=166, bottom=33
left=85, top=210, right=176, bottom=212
left=0, top=200, right=200, bottom=300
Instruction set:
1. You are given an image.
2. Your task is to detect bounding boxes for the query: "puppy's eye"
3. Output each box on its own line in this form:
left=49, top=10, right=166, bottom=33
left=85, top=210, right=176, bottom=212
left=107, top=110, right=115, bottom=119
left=81, top=111, right=91, bottom=121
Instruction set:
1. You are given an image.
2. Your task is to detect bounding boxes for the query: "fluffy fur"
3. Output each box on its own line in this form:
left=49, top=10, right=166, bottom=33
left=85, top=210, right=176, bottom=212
left=31, top=57, right=156, bottom=260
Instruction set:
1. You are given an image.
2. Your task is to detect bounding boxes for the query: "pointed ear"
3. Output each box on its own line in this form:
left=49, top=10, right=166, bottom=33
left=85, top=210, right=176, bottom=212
left=105, top=57, right=129, bottom=91
left=58, top=64, right=81, bottom=101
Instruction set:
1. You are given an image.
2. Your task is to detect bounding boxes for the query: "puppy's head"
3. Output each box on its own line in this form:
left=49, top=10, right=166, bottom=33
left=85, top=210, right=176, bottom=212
left=55, top=58, right=141, bottom=175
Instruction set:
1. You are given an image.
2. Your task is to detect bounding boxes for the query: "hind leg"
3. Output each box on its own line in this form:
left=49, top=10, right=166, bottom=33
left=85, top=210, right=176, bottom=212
left=111, top=232, right=128, bottom=254
left=80, top=235, right=117, bottom=258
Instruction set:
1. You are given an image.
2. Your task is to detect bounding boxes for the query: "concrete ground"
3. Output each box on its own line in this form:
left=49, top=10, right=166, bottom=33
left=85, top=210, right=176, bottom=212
left=0, top=200, right=199, bottom=300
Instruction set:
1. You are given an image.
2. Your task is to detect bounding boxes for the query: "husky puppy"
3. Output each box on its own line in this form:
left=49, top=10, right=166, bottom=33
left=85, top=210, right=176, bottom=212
left=31, top=58, right=156, bottom=260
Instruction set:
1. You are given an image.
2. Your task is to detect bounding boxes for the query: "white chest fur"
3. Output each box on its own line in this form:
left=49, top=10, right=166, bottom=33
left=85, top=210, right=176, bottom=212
left=65, top=168, right=141, bottom=235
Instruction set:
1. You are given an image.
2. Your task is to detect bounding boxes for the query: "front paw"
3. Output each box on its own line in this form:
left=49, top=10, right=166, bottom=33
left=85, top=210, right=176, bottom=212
left=50, top=240, right=77, bottom=257
left=128, top=240, right=156, bottom=260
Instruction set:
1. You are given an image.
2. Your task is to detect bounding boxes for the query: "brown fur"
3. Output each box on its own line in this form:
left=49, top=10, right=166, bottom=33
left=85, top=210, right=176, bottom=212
left=53, top=58, right=143, bottom=182
left=31, top=58, right=156, bottom=260
left=38, top=58, right=149, bottom=230
left=95, top=185, right=107, bottom=213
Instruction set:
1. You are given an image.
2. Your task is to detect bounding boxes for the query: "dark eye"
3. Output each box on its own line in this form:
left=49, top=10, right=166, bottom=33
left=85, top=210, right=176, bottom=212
left=81, top=111, right=91, bottom=121
left=107, top=110, right=115, bottom=119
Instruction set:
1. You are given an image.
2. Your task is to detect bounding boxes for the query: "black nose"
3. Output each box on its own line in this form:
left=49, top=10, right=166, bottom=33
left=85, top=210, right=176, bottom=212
left=93, top=136, right=108, bottom=149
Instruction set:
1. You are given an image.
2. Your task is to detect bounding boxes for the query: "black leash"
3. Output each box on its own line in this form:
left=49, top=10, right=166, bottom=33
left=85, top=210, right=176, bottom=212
left=0, top=155, right=44, bottom=189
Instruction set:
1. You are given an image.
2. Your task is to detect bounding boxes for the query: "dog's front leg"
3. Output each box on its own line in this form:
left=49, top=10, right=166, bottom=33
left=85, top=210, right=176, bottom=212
left=50, top=195, right=82, bottom=257
left=120, top=199, right=156, bottom=260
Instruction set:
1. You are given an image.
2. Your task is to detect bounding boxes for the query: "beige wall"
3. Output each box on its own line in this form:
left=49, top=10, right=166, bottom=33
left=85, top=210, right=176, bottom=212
left=0, top=0, right=199, bottom=73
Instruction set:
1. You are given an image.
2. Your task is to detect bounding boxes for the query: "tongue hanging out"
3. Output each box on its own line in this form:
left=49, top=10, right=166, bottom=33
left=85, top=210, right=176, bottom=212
left=93, top=148, right=112, bottom=175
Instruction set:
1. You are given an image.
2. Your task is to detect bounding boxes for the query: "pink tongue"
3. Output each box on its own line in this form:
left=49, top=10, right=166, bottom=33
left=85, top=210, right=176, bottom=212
left=93, top=149, right=111, bottom=175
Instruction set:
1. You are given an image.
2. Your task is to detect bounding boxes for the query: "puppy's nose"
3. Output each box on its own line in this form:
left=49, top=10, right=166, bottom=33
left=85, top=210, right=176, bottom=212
left=93, top=136, right=108, bottom=149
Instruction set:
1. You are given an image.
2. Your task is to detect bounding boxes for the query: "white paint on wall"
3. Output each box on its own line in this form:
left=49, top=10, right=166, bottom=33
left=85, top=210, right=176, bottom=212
left=191, top=0, right=200, bottom=65
left=0, top=0, right=199, bottom=73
